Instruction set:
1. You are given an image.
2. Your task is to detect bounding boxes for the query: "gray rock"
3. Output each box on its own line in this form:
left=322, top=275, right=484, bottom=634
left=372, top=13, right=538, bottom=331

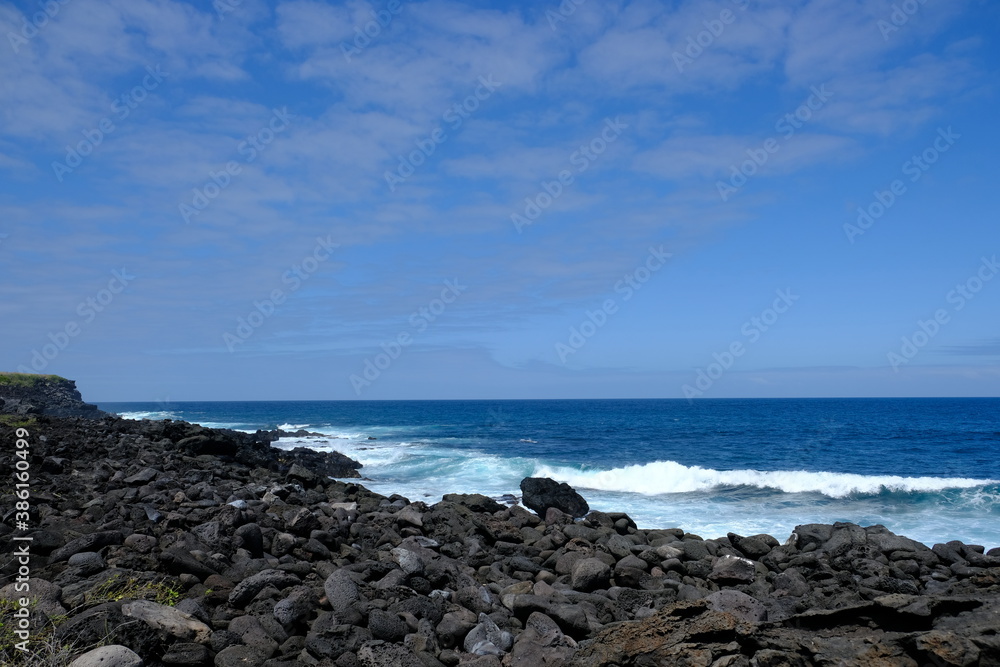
left=49, top=530, right=123, bottom=563
left=708, top=555, right=756, bottom=583
left=213, top=645, right=268, bottom=667
left=270, top=532, right=296, bottom=557
left=436, top=608, right=477, bottom=648
left=464, top=612, right=513, bottom=655
left=122, top=599, right=212, bottom=643
left=605, top=534, right=634, bottom=560
left=228, top=569, right=301, bottom=607
left=572, top=558, right=612, bottom=592
left=391, top=547, right=424, bottom=575
left=228, top=615, right=278, bottom=656
left=162, top=642, right=209, bottom=665
left=727, top=533, right=774, bottom=560
left=441, top=493, right=504, bottom=513
left=681, top=540, right=710, bottom=561
left=67, top=551, right=105, bottom=575
left=69, top=645, right=143, bottom=667
left=368, top=609, right=408, bottom=642
left=232, top=524, right=263, bottom=557
left=0, top=577, right=65, bottom=616
left=124, top=534, right=157, bottom=554
left=273, top=586, right=317, bottom=626
left=357, top=640, right=424, bottom=667
left=324, top=569, right=360, bottom=613
left=653, top=544, right=684, bottom=560
left=125, top=467, right=159, bottom=484
left=706, top=589, right=767, bottom=623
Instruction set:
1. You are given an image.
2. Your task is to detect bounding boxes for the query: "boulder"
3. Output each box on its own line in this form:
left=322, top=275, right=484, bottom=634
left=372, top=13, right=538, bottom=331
left=121, top=599, right=212, bottom=643
left=464, top=612, right=514, bottom=655
left=708, top=555, right=756, bottom=584
left=519, top=477, right=589, bottom=518
left=69, top=645, right=143, bottom=667
left=571, top=558, right=612, bottom=592
left=706, top=589, right=767, bottom=624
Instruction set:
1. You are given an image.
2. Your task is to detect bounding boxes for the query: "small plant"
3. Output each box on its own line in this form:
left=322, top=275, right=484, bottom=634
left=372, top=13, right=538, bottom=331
left=0, top=416, right=37, bottom=428
left=0, top=373, right=67, bottom=387
left=0, top=599, right=81, bottom=666
left=86, top=575, right=182, bottom=607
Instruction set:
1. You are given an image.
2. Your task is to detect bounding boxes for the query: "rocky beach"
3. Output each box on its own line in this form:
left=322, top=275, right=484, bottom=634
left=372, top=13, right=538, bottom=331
left=1, top=375, right=999, bottom=666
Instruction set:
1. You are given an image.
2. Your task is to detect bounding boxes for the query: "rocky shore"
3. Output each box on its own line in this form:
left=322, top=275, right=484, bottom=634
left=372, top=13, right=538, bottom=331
left=1, top=377, right=999, bottom=666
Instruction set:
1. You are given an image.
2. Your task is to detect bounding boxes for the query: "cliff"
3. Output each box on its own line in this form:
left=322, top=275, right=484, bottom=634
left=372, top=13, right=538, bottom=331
left=0, top=373, right=109, bottom=419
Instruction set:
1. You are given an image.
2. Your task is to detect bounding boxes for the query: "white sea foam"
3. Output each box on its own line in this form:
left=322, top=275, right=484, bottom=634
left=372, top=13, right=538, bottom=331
left=117, top=410, right=181, bottom=421
left=533, top=460, right=996, bottom=498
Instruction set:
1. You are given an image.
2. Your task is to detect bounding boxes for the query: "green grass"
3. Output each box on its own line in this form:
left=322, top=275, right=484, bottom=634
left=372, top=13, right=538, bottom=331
left=0, top=373, right=67, bottom=388
left=0, top=575, right=182, bottom=665
left=0, top=416, right=37, bottom=428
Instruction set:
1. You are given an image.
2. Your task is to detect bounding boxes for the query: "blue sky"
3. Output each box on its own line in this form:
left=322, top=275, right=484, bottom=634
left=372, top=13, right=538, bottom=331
left=1, top=0, right=998, bottom=401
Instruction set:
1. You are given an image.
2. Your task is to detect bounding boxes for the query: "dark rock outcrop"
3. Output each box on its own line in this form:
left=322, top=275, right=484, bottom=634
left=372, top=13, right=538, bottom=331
left=0, top=373, right=108, bottom=418
left=519, top=477, right=590, bottom=518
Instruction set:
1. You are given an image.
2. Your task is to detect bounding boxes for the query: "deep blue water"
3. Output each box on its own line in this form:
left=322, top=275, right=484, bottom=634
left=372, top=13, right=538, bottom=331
left=98, top=398, right=1000, bottom=548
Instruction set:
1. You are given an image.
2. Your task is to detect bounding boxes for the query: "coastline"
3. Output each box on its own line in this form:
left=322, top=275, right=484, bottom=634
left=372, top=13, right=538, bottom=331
left=1, top=379, right=999, bottom=665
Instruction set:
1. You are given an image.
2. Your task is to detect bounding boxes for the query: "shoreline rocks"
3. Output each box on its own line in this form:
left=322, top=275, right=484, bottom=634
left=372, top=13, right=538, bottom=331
left=1, top=379, right=999, bottom=665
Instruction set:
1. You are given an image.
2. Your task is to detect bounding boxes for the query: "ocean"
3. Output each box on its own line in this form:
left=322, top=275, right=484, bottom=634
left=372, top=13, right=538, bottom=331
left=97, top=398, right=1000, bottom=550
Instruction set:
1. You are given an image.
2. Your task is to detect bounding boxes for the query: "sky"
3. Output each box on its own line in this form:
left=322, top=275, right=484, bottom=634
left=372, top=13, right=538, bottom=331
left=1, top=0, right=998, bottom=402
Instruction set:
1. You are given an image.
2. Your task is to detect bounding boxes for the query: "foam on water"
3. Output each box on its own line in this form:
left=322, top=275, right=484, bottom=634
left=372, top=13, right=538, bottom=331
left=533, top=459, right=996, bottom=498
left=118, top=410, right=182, bottom=421
left=271, top=435, right=1000, bottom=548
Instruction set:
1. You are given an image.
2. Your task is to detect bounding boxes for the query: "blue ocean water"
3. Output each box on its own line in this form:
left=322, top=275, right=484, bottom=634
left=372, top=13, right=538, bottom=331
left=97, top=398, right=1000, bottom=549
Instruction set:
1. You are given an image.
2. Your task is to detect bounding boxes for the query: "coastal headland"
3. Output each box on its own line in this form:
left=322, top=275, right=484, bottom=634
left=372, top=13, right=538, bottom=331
left=1, top=374, right=998, bottom=666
